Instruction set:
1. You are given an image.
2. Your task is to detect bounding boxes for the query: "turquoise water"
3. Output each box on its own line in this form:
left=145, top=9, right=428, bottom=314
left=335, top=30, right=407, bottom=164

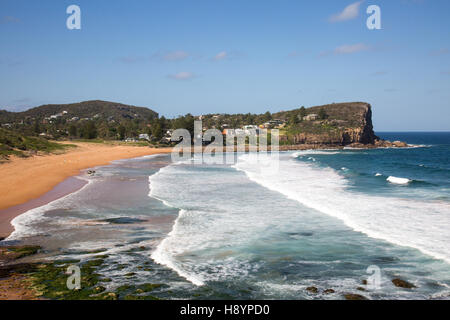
left=4, top=133, right=450, bottom=299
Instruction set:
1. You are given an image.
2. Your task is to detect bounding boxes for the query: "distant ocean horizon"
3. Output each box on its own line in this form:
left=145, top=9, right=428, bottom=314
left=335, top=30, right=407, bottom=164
left=5, top=132, right=450, bottom=299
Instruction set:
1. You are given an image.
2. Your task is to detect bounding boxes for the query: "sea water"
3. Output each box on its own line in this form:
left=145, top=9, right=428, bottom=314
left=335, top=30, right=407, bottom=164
left=3, top=133, right=450, bottom=299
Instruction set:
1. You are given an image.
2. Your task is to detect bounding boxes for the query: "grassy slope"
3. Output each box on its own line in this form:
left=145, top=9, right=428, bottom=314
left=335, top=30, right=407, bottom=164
left=0, top=128, right=76, bottom=161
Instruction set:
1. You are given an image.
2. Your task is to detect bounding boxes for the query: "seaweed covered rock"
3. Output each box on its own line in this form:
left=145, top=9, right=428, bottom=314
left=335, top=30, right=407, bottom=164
left=0, top=245, right=41, bottom=263
left=306, top=286, right=318, bottom=294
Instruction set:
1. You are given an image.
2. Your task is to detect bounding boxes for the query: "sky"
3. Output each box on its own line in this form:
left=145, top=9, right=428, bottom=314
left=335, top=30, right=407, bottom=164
left=0, top=0, right=449, bottom=131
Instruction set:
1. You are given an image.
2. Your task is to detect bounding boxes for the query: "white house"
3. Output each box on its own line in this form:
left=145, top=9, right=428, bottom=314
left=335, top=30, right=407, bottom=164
left=303, top=114, right=319, bottom=121
left=139, top=133, right=150, bottom=141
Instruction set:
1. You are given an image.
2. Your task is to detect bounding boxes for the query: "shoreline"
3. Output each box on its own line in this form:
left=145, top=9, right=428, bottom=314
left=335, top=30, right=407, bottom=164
left=0, top=142, right=172, bottom=239
left=0, top=176, right=88, bottom=239
left=0, top=141, right=413, bottom=240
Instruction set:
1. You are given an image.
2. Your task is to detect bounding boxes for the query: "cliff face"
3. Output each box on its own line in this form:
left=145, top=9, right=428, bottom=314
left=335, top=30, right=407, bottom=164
left=282, top=102, right=378, bottom=146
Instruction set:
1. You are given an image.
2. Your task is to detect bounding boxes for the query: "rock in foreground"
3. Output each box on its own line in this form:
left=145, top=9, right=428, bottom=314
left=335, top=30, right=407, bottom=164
left=392, top=278, right=416, bottom=289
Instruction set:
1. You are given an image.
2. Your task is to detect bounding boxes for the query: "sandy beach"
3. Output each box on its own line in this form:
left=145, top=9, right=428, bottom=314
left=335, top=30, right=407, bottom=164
left=0, top=142, right=172, bottom=238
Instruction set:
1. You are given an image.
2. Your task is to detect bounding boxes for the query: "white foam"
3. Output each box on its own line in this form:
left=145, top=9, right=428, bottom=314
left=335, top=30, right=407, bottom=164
left=234, top=153, right=450, bottom=264
left=7, top=177, right=94, bottom=240
left=150, top=208, right=206, bottom=286
left=148, top=160, right=305, bottom=286
left=375, top=173, right=383, bottom=176
left=387, top=176, right=411, bottom=185
left=148, top=165, right=208, bottom=286
left=291, top=150, right=340, bottom=158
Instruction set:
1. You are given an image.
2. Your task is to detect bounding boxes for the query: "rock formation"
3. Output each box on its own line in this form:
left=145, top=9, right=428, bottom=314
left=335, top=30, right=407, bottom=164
left=278, top=102, right=407, bottom=148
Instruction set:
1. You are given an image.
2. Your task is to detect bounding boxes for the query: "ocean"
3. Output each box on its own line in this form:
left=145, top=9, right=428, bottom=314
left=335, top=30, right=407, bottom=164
left=4, top=132, right=450, bottom=299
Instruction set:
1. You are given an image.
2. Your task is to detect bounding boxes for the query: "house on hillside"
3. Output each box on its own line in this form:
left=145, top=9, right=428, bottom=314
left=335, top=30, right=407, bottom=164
left=139, top=133, right=150, bottom=141
left=303, top=114, right=319, bottom=121
left=261, top=119, right=285, bottom=129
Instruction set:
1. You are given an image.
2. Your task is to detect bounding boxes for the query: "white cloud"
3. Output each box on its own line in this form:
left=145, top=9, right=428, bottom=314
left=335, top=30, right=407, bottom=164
left=334, top=43, right=369, bottom=54
left=213, top=51, right=228, bottom=61
left=163, top=51, right=189, bottom=61
left=329, top=1, right=363, bottom=22
left=168, top=72, right=196, bottom=80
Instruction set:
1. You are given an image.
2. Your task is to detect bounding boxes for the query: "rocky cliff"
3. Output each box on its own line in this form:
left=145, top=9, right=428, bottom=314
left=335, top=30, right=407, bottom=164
left=278, top=102, right=384, bottom=147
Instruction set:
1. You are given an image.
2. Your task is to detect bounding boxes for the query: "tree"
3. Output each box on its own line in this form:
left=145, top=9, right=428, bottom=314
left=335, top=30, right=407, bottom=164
left=299, top=106, right=307, bottom=121
left=33, top=120, right=40, bottom=135
left=172, top=114, right=195, bottom=138
left=68, top=124, right=77, bottom=137
left=318, top=108, right=328, bottom=120
left=118, top=125, right=126, bottom=140
left=81, top=121, right=97, bottom=139
left=151, top=121, right=163, bottom=141
left=289, top=112, right=299, bottom=126
left=263, top=111, right=272, bottom=122
left=108, top=127, right=117, bottom=139
left=159, top=116, right=167, bottom=128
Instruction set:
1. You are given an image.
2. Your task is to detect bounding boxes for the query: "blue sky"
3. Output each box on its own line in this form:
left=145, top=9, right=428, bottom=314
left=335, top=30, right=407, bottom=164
left=0, top=0, right=449, bottom=131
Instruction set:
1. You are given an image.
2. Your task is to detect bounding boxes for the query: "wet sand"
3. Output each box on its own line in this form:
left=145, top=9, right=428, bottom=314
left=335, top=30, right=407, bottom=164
left=0, top=177, right=87, bottom=239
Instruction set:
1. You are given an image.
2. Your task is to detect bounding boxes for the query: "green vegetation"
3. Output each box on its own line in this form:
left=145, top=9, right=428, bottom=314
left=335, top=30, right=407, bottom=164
left=0, top=100, right=373, bottom=148
left=0, top=245, right=167, bottom=300
left=0, top=100, right=158, bottom=141
left=6, top=246, right=41, bottom=259
left=299, top=106, right=307, bottom=120
left=23, top=257, right=163, bottom=300
left=318, top=108, right=328, bottom=120
left=0, top=245, right=42, bottom=264
left=0, top=128, right=76, bottom=160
